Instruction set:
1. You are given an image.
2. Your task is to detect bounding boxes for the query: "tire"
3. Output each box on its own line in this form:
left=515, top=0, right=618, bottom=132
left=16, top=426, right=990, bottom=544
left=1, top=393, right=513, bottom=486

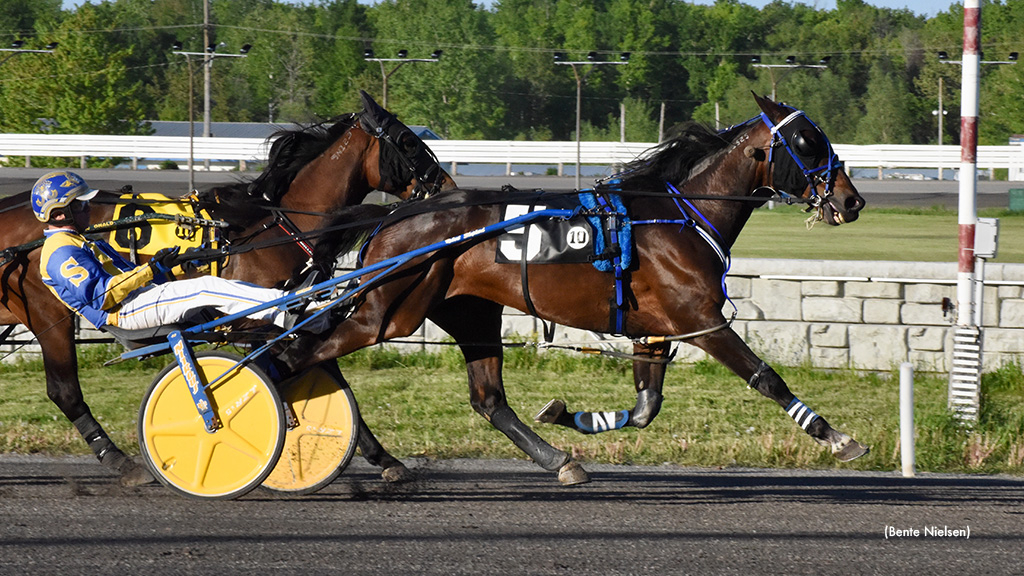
left=262, top=364, right=359, bottom=495
left=138, top=351, right=285, bottom=500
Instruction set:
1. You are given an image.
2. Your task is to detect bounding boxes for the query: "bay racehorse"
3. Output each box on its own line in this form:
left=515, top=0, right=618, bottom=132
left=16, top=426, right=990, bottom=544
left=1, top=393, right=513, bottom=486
left=280, top=94, right=869, bottom=484
left=0, top=91, right=453, bottom=485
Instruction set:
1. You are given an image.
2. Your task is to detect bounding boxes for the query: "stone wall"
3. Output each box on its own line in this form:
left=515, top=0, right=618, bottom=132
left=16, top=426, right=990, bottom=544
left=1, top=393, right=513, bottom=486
left=495, top=258, right=1024, bottom=372
left=721, top=259, right=1024, bottom=371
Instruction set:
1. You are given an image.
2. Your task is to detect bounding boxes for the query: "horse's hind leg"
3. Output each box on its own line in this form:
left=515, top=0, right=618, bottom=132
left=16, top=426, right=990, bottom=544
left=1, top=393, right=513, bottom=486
left=37, top=325, right=154, bottom=486
left=355, top=416, right=415, bottom=483
left=692, top=327, right=869, bottom=461
left=431, top=297, right=589, bottom=485
left=534, top=341, right=670, bottom=433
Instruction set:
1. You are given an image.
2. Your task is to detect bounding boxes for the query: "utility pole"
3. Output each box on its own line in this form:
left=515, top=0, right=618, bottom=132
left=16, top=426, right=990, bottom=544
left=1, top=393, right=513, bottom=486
left=554, top=51, right=630, bottom=191
left=172, top=39, right=251, bottom=189
left=751, top=55, right=830, bottom=100
left=363, top=49, right=441, bottom=108
left=0, top=40, right=57, bottom=67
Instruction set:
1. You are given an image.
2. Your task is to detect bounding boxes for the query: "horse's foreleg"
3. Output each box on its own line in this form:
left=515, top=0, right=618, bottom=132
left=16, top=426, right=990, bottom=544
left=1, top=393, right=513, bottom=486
left=431, top=297, right=589, bottom=485
left=38, top=326, right=154, bottom=486
left=692, top=327, right=869, bottom=461
left=534, top=341, right=669, bottom=434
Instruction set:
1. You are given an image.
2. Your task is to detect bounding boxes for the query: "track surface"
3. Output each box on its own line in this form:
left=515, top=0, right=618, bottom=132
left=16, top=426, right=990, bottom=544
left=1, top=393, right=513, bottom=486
left=1, top=455, right=1022, bottom=575
left=1, top=166, right=1020, bottom=209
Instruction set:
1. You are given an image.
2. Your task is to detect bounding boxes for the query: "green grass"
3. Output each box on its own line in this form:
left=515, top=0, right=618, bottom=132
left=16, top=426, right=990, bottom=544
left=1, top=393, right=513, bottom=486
left=733, top=205, right=1024, bottom=263
left=2, top=344, right=1022, bottom=475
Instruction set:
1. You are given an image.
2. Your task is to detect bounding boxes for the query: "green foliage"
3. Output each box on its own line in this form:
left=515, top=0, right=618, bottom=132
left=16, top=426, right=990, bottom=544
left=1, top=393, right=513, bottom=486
left=0, top=2, right=149, bottom=139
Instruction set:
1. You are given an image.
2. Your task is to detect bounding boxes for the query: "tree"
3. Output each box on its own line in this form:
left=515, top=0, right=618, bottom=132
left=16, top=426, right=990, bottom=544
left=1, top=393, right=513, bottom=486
left=0, top=3, right=147, bottom=137
left=369, top=0, right=505, bottom=139
left=854, top=60, right=917, bottom=144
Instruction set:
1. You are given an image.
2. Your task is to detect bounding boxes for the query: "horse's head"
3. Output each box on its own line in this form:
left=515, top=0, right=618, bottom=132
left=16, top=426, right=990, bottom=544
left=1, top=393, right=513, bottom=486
left=249, top=96, right=454, bottom=211
left=358, top=90, right=456, bottom=200
left=753, top=94, right=864, bottom=225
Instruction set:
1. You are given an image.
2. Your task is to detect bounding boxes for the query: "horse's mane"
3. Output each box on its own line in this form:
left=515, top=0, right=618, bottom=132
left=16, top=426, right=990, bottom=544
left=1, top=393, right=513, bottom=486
left=607, top=121, right=751, bottom=192
left=248, top=113, right=360, bottom=203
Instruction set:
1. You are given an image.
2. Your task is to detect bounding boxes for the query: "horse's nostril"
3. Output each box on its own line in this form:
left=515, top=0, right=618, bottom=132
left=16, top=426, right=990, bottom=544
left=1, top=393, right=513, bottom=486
left=845, top=195, right=865, bottom=212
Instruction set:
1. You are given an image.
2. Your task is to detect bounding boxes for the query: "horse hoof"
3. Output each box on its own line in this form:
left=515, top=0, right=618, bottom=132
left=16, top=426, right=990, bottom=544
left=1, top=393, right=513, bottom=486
left=119, top=461, right=156, bottom=487
left=534, top=399, right=566, bottom=424
left=833, top=438, right=870, bottom=462
left=381, top=464, right=415, bottom=484
left=557, top=461, right=590, bottom=485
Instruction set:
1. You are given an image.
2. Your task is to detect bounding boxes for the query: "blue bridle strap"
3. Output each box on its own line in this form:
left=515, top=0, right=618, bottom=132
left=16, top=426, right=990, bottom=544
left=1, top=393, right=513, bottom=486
left=633, top=182, right=737, bottom=319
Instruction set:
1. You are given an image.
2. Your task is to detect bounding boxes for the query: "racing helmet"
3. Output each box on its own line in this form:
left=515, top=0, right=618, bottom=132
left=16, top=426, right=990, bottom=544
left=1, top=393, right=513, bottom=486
left=31, top=171, right=99, bottom=223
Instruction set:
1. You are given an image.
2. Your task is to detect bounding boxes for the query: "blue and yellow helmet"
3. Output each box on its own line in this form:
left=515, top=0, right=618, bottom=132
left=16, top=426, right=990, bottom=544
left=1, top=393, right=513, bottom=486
left=31, top=171, right=99, bottom=223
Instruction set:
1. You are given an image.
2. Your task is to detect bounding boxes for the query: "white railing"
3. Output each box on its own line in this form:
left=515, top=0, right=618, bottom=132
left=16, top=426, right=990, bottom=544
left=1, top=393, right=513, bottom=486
left=2, top=134, right=1023, bottom=179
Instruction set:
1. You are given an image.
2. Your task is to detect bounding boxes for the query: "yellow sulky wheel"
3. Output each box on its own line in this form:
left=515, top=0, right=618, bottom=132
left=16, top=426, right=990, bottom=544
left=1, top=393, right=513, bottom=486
left=138, top=351, right=285, bottom=500
left=262, top=364, right=359, bottom=495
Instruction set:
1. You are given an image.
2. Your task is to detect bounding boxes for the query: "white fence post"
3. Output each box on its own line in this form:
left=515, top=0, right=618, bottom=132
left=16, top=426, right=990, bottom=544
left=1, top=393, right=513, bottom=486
left=900, top=362, right=915, bottom=478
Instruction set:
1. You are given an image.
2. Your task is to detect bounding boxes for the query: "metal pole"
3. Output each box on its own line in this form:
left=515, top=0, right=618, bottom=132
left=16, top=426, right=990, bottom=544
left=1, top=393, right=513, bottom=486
left=938, top=77, right=945, bottom=180
left=573, top=63, right=582, bottom=192
left=950, top=0, right=983, bottom=420
left=379, top=61, right=389, bottom=108
left=203, top=0, right=211, bottom=140
left=900, top=363, right=915, bottom=477
left=958, top=1, right=981, bottom=326
left=186, top=56, right=195, bottom=192
left=620, top=101, right=626, bottom=143
left=202, top=0, right=212, bottom=171
left=658, top=102, right=665, bottom=143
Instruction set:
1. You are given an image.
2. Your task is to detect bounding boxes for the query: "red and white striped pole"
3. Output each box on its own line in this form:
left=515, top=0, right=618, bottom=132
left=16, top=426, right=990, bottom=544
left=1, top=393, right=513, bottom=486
left=950, top=0, right=983, bottom=419
left=958, top=0, right=981, bottom=319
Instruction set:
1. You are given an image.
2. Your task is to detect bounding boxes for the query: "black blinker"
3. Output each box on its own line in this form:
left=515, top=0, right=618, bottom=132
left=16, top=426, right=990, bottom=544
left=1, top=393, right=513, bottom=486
left=791, top=131, right=817, bottom=157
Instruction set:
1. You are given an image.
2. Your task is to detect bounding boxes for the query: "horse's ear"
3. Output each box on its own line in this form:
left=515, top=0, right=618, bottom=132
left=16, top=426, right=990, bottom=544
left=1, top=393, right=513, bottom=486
left=359, top=90, right=383, bottom=115
left=751, top=91, right=785, bottom=121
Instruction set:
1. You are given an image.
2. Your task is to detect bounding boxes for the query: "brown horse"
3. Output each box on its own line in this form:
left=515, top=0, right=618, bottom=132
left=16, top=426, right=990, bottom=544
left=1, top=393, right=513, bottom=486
left=0, top=91, right=453, bottom=485
left=280, top=94, right=869, bottom=484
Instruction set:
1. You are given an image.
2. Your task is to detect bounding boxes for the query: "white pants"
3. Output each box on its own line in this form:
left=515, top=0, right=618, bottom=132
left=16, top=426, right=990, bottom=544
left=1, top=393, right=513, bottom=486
left=114, top=276, right=288, bottom=331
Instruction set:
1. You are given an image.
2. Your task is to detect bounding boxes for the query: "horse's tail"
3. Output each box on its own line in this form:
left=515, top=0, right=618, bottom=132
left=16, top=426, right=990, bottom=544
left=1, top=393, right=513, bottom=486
left=311, top=203, right=393, bottom=265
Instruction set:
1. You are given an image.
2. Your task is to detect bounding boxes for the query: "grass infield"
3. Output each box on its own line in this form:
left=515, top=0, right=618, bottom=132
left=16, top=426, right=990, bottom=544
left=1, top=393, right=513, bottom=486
left=733, top=205, right=1024, bottom=263
left=1, top=344, right=1021, bottom=475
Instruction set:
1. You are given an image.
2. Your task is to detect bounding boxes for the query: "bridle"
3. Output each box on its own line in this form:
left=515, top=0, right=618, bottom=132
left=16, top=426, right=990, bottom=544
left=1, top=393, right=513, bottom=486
left=758, top=107, right=844, bottom=210
left=358, top=110, right=444, bottom=201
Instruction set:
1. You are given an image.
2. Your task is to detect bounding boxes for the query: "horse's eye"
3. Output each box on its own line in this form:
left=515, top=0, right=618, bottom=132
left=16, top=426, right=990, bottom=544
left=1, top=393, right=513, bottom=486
left=792, top=131, right=819, bottom=157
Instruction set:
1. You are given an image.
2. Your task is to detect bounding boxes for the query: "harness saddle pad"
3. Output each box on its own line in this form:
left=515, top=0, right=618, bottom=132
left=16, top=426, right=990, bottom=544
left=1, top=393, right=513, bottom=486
left=107, top=193, right=212, bottom=256
left=494, top=198, right=594, bottom=265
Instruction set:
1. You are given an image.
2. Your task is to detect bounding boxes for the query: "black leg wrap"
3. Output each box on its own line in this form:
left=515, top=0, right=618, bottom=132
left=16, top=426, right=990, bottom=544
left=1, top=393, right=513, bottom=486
left=628, top=388, right=663, bottom=429
left=72, top=413, right=129, bottom=471
left=490, top=406, right=570, bottom=471
left=746, top=361, right=794, bottom=409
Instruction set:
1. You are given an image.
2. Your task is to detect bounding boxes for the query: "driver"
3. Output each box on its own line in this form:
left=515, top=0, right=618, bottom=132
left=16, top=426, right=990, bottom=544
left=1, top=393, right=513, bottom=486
left=32, top=171, right=327, bottom=334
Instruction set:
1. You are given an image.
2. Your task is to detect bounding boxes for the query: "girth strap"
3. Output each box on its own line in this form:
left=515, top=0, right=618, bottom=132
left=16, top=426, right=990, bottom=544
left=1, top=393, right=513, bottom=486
left=520, top=222, right=556, bottom=343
